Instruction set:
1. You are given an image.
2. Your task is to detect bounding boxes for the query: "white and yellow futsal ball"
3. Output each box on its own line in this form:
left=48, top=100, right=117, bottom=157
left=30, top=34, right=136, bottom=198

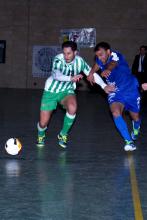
left=5, top=138, right=22, bottom=155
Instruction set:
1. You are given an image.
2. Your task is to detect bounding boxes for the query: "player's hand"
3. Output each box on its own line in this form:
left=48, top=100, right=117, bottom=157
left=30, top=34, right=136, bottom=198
left=87, top=74, right=95, bottom=85
left=104, top=85, right=116, bottom=94
left=142, top=83, right=147, bottom=91
left=101, top=70, right=111, bottom=78
left=71, top=74, right=83, bottom=82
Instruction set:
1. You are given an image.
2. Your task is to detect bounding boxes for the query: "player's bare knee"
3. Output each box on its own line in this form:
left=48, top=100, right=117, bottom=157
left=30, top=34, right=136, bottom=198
left=133, top=116, right=140, bottom=121
left=67, top=103, right=77, bottom=115
left=112, top=110, right=121, bottom=118
left=130, top=112, right=140, bottom=121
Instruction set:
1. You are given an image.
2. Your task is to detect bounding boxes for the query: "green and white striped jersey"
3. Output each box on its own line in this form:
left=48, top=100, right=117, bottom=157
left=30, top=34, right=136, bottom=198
left=44, top=53, right=91, bottom=93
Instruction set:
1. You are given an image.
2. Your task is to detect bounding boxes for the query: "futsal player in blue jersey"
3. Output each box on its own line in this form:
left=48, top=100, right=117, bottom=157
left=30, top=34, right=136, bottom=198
left=88, top=42, right=141, bottom=151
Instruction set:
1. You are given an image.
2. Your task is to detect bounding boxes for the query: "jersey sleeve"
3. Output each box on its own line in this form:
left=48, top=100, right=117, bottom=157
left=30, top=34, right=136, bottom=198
left=81, top=58, right=107, bottom=89
left=52, top=70, right=71, bottom=81
left=93, top=73, right=107, bottom=89
left=52, top=57, right=71, bottom=82
left=109, top=52, right=119, bottom=62
left=52, top=57, right=62, bottom=71
left=81, top=59, right=91, bottom=76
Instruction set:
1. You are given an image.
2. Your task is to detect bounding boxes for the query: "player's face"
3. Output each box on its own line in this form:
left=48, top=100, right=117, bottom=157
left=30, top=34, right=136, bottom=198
left=95, top=48, right=111, bottom=64
left=140, top=47, right=146, bottom=56
left=63, top=47, right=76, bottom=63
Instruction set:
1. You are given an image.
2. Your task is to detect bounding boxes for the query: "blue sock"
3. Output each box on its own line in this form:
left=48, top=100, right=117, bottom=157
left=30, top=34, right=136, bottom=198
left=132, top=119, right=141, bottom=130
left=113, top=115, right=132, bottom=142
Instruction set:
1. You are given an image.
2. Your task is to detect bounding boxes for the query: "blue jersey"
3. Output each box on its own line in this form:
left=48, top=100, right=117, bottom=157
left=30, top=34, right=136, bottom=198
left=96, top=50, right=139, bottom=93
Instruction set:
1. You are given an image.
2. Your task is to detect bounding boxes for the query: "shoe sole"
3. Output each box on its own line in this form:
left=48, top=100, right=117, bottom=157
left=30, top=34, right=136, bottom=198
left=58, top=135, right=67, bottom=148
left=58, top=142, right=67, bottom=148
left=124, top=147, right=136, bottom=151
left=36, top=143, right=45, bottom=147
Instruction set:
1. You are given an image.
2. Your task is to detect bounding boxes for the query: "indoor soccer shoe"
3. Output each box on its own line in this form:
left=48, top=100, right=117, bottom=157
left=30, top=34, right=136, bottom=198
left=124, top=141, right=136, bottom=151
left=36, top=135, right=45, bottom=147
left=131, top=128, right=140, bottom=141
left=58, top=134, right=68, bottom=148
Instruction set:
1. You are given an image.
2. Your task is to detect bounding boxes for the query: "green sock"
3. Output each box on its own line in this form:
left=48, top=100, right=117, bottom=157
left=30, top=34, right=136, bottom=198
left=60, top=113, right=76, bottom=135
left=37, top=123, right=47, bottom=137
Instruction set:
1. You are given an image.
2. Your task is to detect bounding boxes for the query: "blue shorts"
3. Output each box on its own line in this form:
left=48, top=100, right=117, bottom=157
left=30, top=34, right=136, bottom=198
left=108, top=90, right=140, bottom=113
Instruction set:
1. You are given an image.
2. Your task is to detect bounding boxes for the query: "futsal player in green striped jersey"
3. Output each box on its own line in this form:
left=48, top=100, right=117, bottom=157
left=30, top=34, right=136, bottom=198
left=37, top=41, right=115, bottom=148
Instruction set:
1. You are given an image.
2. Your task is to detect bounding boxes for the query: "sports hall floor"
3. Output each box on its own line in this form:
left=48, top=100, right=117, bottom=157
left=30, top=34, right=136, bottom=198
left=0, top=88, right=147, bottom=220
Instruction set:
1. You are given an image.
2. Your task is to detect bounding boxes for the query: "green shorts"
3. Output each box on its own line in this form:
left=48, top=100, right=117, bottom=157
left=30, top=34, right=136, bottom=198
left=40, top=90, right=75, bottom=111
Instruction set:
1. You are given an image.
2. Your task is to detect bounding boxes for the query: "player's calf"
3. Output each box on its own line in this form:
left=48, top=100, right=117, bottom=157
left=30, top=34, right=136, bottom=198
left=131, top=120, right=141, bottom=141
left=131, top=128, right=140, bottom=141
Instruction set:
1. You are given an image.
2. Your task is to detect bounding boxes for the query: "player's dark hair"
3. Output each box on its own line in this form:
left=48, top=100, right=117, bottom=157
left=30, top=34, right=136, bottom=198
left=62, top=41, right=77, bottom=51
left=140, top=45, right=146, bottom=50
left=94, top=42, right=111, bottom=52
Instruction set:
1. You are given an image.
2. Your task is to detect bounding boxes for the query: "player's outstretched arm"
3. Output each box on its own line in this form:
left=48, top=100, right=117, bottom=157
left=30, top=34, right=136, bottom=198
left=103, top=84, right=116, bottom=94
left=93, top=73, right=107, bottom=89
left=101, top=61, right=118, bottom=78
left=71, top=74, right=83, bottom=82
left=93, top=73, right=115, bottom=93
left=53, top=70, right=83, bottom=82
left=87, top=63, right=99, bottom=85
left=52, top=70, right=71, bottom=81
